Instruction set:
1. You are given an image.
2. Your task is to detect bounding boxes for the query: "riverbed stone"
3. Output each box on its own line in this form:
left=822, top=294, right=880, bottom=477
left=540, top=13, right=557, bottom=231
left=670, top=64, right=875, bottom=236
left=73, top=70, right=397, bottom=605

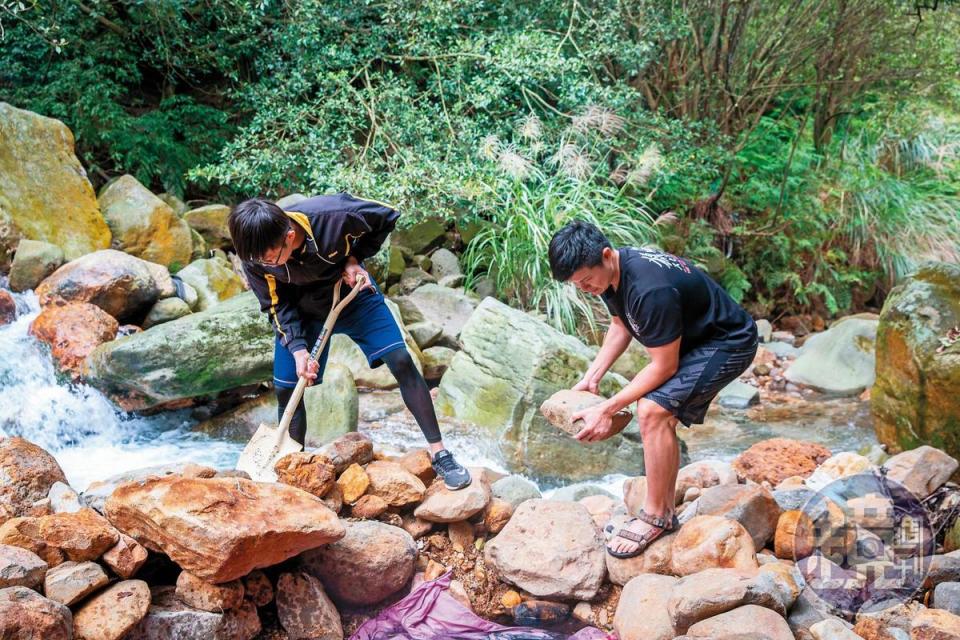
left=36, top=250, right=168, bottom=326
left=0, top=103, right=111, bottom=264
left=0, top=544, right=46, bottom=589
left=422, top=345, right=455, bottom=381
left=9, top=239, right=64, bottom=292
left=244, top=570, right=274, bottom=607
left=539, top=389, right=633, bottom=437
left=350, top=494, right=388, bottom=519
left=686, top=604, right=793, bottom=640
left=37, top=507, right=119, bottom=562
left=0, top=585, right=72, bottom=640
left=613, top=574, right=679, bottom=640
left=809, top=617, right=861, bottom=639
left=277, top=571, right=342, bottom=640
left=717, top=380, right=760, bottom=408
left=0, top=437, right=68, bottom=518
left=73, top=579, right=151, bottom=640
left=605, top=526, right=676, bottom=585
left=47, top=482, right=81, bottom=514
left=674, top=460, right=739, bottom=505
left=102, top=532, right=148, bottom=579
left=882, top=445, right=958, bottom=499
left=104, top=475, right=344, bottom=583
left=98, top=175, right=191, bottom=268
left=84, top=291, right=273, bottom=410
left=365, top=461, right=426, bottom=507
left=688, top=484, right=780, bottom=550
left=176, top=255, right=245, bottom=311
left=176, top=570, right=244, bottom=612
left=183, top=204, right=232, bottom=250
left=733, top=438, right=832, bottom=486
left=436, top=297, right=643, bottom=482
left=299, top=520, right=416, bottom=607
left=304, top=363, right=359, bottom=447
left=667, top=567, right=792, bottom=633
left=491, top=475, right=542, bottom=507
left=805, top=452, right=875, bottom=491
left=671, top=515, right=758, bottom=576
left=484, top=500, right=606, bottom=600
left=319, top=433, right=374, bottom=474
left=30, top=302, right=118, bottom=378
left=0, top=517, right=64, bottom=566
left=274, top=452, right=337, bottom=499
left=911, top=608, right=960, bottom=639
left=932, top=582, right=960, bottom=616
left=336, top=463, right=370, bottom=504
left=397, top=449, right=436, bottom=485
left=142, top=297, right=191, bottom=328
left=43, top=560, right=108, bottom=606
left=414, top=474, right=491, bottom=523
left=785, top=316, right=879, bottom=395
left=126, top=585, right=260, bottom=640
left=873, top=263, right=960, bottom=462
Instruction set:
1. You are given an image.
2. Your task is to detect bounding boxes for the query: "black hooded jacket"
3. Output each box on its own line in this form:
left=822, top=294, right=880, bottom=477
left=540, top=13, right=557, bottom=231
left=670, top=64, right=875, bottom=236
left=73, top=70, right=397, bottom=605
left=242, top=192, right=400, bottom=354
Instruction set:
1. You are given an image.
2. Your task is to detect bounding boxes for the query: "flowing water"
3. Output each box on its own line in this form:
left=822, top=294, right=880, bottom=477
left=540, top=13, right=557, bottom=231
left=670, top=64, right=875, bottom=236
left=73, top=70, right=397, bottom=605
left=0, top=280, right=878, bottom=496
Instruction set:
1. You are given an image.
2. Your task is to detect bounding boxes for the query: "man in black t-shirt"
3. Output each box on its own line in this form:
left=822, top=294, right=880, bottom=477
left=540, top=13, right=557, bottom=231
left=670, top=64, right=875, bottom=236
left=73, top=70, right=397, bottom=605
left=548, top=221, right=758, bottom=559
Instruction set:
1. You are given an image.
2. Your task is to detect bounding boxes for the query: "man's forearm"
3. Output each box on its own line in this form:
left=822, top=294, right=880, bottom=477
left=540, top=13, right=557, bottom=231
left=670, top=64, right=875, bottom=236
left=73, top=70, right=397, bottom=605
left=601, top=361, right=676, bottom=415
left=588, top=321, right=632, bottom=380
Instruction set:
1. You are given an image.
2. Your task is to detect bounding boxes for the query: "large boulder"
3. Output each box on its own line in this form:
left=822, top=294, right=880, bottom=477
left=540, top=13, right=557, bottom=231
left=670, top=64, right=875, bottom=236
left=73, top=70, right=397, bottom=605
left=0, top=102, right=110, bottom=266
left=614, top=574, right=679, bottom=640
left=183, top=204, right=232, bottom=250
left=126, top=585, right=260, bottom=640
left=8, top=239, right=64, bottom=292
left=35, top=249, right=166, bottom=323
left=29, top=302, right=118, bottom=378
left=0, top=437, right=67, bottom=517
left=785, top=315, right=879, bottom=395
left=484, top=499, right=606, bottom=600
left=0, top=585, right=72, bottom=640
left=299, top=520, right=417, bottom=607
left=873, top=262, right=960, bottom=459
left=175, top=256, right=245, bottom=311
left=84, top=291, right=273, bottom=410
left=391, top=218, right=446, bottom=255
left=404, top=283, right=478, bottom=340
left=104, top=475, right=344, bottom=583
left=97, top=175, right=192, bottom=269
left=436, top=297, right=643, bottom=482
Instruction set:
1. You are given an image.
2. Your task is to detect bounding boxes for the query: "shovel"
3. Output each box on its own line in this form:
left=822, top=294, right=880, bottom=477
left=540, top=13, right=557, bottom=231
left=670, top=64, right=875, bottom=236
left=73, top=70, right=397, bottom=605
left=236, top=275, right=367, bottom=482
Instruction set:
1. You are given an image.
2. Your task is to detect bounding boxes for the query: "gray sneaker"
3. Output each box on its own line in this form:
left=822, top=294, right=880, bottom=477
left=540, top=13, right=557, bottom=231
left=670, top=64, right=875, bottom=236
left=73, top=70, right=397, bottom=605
left=431, top=450, right=472, bottom=490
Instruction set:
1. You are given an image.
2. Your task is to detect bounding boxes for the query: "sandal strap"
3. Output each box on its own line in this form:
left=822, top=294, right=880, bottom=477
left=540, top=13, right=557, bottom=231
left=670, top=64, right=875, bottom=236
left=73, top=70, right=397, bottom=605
left=635, top=509, right=672, bottom=530
left=614, top=528, right=656, bottom=545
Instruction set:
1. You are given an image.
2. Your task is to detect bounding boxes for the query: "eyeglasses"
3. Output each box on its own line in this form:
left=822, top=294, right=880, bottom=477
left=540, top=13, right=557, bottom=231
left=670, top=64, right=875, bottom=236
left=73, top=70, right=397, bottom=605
left=254, top=226, right=292, bottom=266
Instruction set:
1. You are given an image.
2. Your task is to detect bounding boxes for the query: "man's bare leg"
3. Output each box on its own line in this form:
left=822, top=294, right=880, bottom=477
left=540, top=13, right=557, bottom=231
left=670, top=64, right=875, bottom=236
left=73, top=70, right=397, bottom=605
left=609, top=398, right=680, bottom=555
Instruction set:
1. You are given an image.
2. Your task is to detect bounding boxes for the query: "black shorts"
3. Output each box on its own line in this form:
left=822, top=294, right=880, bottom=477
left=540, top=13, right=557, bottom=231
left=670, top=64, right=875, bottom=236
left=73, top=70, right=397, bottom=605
left=644, top=339, right=758, bottom=426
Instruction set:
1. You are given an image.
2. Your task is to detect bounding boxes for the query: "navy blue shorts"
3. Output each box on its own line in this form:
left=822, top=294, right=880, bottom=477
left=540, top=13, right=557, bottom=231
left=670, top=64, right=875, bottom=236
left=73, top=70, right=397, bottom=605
left=273, top=283, right=406, bottom=389
left=644, top=339, right=758, bottom=426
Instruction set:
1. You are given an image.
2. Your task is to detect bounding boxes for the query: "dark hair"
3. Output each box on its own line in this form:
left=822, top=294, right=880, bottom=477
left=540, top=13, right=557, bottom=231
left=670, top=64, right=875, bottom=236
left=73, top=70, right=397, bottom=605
left=228, top=198, right=289, bottom=262
left=548, top=220, right=612, bottom=281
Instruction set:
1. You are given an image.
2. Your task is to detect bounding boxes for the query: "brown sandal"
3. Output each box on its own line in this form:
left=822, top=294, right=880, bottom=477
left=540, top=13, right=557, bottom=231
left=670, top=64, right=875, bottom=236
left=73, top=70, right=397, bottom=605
left=606, top=509, right=676, bottom=559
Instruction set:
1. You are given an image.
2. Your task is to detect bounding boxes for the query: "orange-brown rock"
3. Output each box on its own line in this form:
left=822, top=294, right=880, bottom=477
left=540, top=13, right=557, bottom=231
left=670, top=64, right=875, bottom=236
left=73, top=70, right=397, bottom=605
left=37, top=508, right=119, bottom=562
left=322, top=483, right=343, bottom=514
left=274, top=451, right=337, bottom=498
left=670, top=515, right=758, bottom=576
left=0, top=517, right=65, bottom=567
left=606, top=528, right=677, bottom=585
left=448, top=520, right=475, bottom=551
left=365, top=461, right=426, bottom=508
left=29, top=302, right=117, bottom=378
left=401, top=514, right=434, bottom=539
left=732, top=438, right=831, bottom=485
left=911, top=608, right=960, bottom=640
left=0, top=586, right=72, bottom=640
left=105, top=475, right=345, bottom=583
left=318, top=433, right=374, bottom=474
left=336, top=463, right=370, bottom=504
left=0, top=290, right=15, bottom=325
left=539, top=389, right=632, bottom=437
left=175, top=570, right=245, bottom=612
left=72, top=579, right=151, bottom=640
left=414, top=472, right=490, bottom=523
left=398, top=449, right=436, bottom=484
left=351, top=494, right=389, bottom=519
left=101, top=532, right=148, bottom=579
left=0, top=437, right=68, bottom=517
left=244, top=569, right=274, bottom=607
left=774, top=510, right=815, bottom=560
left=424, top=559, right=447, bottom=582
left=483, top=498, right=514, bottom=534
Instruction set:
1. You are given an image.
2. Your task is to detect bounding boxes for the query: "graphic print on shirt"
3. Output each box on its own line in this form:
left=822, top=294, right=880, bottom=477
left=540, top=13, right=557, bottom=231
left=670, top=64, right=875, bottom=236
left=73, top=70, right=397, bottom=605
left=635, top=249, right=692, bottom=274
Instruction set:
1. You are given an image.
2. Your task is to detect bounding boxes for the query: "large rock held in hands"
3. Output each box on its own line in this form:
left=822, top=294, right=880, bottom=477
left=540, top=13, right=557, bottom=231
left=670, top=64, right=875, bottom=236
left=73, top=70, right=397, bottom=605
left=484, top=499, right=606, bottom=600
left=437, top=297, right=644, bottom=482
left=873, top=262, right=960, bottom=461
left=539, top=389, right=633, bottom=437
left=105, top=475, right=344, bottom=583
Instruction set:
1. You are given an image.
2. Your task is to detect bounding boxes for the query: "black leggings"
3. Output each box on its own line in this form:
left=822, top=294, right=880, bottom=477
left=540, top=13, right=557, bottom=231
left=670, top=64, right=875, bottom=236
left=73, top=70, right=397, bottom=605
left=276, top=348, right=443, bottom=446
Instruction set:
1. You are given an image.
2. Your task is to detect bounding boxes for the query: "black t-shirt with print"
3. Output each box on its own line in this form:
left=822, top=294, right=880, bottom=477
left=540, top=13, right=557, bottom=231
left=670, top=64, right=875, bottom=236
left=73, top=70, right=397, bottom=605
left=601, top=248, right=757, bottom=356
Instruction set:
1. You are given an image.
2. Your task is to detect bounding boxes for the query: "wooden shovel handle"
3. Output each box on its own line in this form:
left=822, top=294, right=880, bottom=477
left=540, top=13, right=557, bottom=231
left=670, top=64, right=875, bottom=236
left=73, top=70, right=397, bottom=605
left=277, top=275, right=367, bottom=434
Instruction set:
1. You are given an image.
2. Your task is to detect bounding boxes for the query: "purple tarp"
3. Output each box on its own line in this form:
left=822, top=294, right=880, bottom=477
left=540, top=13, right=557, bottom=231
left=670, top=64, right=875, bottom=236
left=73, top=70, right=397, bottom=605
left=349, top=573, right=614, bottom=640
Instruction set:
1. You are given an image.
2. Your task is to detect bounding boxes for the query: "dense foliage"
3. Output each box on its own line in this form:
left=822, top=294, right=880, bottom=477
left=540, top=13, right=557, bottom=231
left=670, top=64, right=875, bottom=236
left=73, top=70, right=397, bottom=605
left=2, top=0, right=959, bottom=334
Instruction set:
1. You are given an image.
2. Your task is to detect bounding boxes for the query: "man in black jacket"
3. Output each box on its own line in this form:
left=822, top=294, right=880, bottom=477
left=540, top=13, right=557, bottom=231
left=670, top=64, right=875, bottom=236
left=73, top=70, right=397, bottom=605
left=228, top=193, right=472, bottom=490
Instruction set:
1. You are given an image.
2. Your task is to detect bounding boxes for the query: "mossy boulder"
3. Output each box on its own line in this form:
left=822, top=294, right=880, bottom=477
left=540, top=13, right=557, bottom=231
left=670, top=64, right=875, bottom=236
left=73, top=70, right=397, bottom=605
left=435, top=297, right=644, bottom=483
left=176, top=256, right=245, bottom=311
left=391, top=218, right=446, bottom=255
left=8, top=239, right=64, bottom=292
left=183, top=204, right=232, bottom=251
left=0, top=103, right=111, bottom=265
left=97, top=175, right=192, bottom=269
left=84, top=291, right=273, bottom=410
left=873, top=262, right=960, bottom=458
